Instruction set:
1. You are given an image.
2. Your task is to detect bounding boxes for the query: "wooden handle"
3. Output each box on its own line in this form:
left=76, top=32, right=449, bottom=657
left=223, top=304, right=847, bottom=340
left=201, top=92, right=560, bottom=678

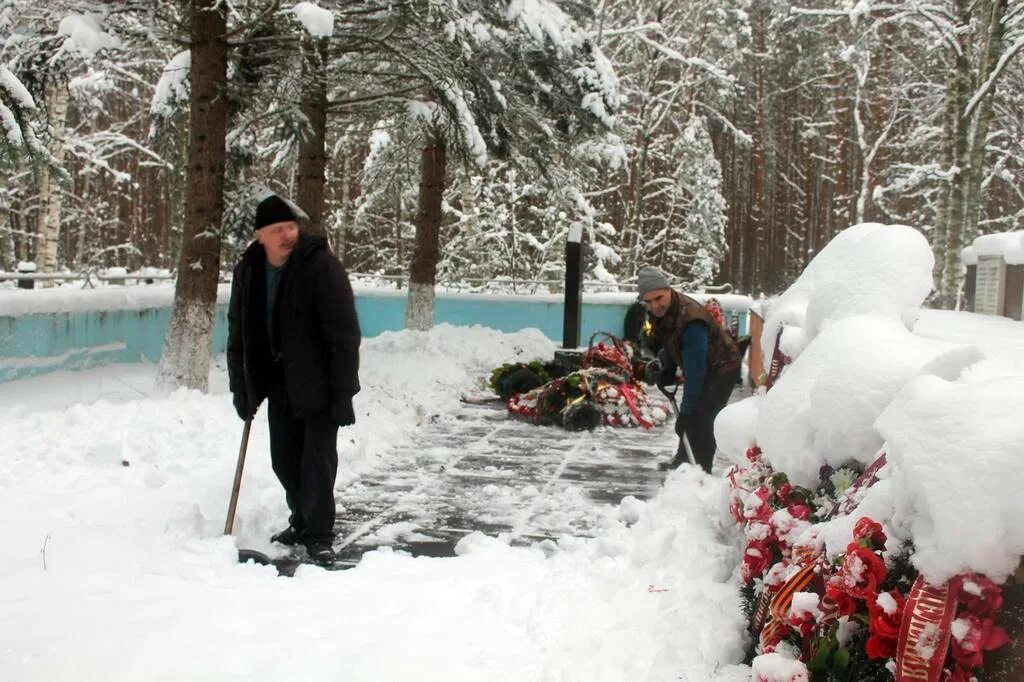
left=224, top=418, right=252, bottom=535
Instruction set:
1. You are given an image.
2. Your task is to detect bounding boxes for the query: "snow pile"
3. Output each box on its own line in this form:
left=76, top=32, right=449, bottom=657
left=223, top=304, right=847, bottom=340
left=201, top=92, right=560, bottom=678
left=878, top=374, right=1024, bottom=583
left=720, top=222, right=1024, bottom=588
left=753, top=315, right=980, bottom=487
left=760, top=223, right=932, bottom=359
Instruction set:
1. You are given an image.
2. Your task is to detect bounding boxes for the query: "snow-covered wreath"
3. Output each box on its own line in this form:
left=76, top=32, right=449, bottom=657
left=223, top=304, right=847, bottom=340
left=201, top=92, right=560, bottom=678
left=489, top=333, right=671, bottom=431
left=734, top=446, right=1016, bottom=681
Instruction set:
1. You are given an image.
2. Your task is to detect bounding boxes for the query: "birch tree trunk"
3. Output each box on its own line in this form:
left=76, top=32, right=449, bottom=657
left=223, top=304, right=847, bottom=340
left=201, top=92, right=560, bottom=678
left=156, top=0, right=228, bottom=392
left=295, top=36, right=328, bottom=237
left=405, top=137, right=446, bottom=331
left=937, top=0, right=1008, bottom=307
left=36, top=81, right=69, bottom=280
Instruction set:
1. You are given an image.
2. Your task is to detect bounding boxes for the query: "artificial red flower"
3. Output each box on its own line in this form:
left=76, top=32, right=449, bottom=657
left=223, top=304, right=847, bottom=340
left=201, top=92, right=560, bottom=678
left=852, top=517, right=887, bottom=549
left=865, top=633, right=897, bottom=659
left=788, top=609, right=816, bottom=638
left=776, top=482, right=793, bottom=504
left=950, top=614, right=1011, bottom=669
left=747, top=487, right=773, bottom=523
left=867, top=589, right=906, bottom=640
left=839, top=546, right=888, bottom=600
left=729, top=496, right=745, bottom=525
left=825, top=576, right=860, bottom=616
left=742, top=540, right=772, bottom=583
left=951, top=573, right=1004, bottom=618
left=745, top=445, right=762, bottom=462
left=787, top=502, right=811, bottom=521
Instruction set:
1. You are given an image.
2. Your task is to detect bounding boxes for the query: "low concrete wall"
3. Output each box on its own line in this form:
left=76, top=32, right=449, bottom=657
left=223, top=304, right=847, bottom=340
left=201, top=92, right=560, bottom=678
left=0, top=284, right=750, bottom=383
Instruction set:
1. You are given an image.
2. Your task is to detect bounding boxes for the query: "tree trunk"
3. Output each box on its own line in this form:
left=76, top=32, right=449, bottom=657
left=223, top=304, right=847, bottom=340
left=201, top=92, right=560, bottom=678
left=295, top=36, right=328, bottom=237
left=938, top=0, right=1007, bottom=307
left=36, top=81, right=69, bottom=280
left=405, top=137, right=446, bottom=331
left=746, top=6, right=767, bottom=294
left=333, top=133, right=353, bottom=256
left=156, top=0, right=228, bottom=392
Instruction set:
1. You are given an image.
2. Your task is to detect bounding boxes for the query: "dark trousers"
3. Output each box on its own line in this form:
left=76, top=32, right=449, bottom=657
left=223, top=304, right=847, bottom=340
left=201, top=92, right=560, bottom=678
left=675, top=367, right=740, bottom=473
left=266, top=382, right=339, bottom=544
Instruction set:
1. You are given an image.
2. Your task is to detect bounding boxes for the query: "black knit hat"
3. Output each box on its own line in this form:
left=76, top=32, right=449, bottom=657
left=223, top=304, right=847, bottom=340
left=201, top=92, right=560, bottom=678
left=254, top=194, right=297, bottom=230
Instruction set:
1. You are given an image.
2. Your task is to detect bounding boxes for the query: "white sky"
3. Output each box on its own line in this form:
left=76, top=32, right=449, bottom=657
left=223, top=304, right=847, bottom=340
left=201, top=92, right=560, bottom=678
left=2, top=223, right=1023, bottom=681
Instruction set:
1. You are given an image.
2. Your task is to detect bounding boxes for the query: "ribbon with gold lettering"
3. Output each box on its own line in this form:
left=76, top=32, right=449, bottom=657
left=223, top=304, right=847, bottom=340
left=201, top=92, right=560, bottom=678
left=765, top=332, right=791, bottom=391
left=895, top=577, right=957, bottom=681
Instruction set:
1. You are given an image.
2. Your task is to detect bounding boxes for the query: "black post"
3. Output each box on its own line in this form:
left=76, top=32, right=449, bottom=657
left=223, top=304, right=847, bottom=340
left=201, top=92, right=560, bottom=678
left=16, top=262, right=36, bottom=290
left=562, top=226, right=583, bottom=348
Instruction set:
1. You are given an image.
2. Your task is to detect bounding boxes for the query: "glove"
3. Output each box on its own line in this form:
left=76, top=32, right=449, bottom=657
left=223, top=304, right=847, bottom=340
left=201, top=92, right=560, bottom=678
left=330, top=392, right=355, bottom=427
left=657, top=364, right=677, bottom=389
left=232, top=391, right=251, bottom=421
left=643, top=358, right=661, bottom=386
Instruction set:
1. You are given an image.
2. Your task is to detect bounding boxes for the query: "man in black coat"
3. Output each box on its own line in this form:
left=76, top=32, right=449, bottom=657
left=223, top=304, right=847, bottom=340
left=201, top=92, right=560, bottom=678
left=227, top=193, right=361, bottom=565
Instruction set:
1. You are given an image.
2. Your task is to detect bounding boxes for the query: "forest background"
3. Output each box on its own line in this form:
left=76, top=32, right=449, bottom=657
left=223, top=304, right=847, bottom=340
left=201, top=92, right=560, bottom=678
left=2, top=1, right=1022, bottom=388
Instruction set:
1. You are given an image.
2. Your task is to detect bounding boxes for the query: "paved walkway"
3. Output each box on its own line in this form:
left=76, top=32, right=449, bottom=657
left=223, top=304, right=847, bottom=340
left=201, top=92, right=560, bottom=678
left=329, top=400, right=677, bottom=564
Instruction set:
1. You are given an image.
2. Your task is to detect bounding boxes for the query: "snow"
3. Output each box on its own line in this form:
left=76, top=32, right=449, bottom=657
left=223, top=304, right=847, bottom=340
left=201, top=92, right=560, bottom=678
left=0, top=281, right=750, bottom=317
left=964, top=230, right=1024, bottom=265
left=439, top=81, right=489, bottom=167
left=0, top=322, right=752, bottom=681
left=1, top=65, right=36, bottom=109
left=150, top=51, right=191, bottom=118
left=291, top=2, right=334, bottom=39
left=57, top=13, right=121, bottom=58
left=506, top=0, right=619, bottom=127
left=879, top=374, right=1024, bottom=584
left=750, top=652, right=808, bottom=681
left=760, top=223, right=933, bottom=360
left=0, top=65, right=35, bottom=147
left=719, top=222, right=1024, bottom=588
left=507, top=0, right=578, bottom=55
left=3, top=222, right=1024, bottom=679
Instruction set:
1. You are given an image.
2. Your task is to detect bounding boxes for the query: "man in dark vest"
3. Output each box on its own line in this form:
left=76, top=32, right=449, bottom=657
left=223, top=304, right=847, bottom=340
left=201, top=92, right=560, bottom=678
left=227, top=193, right=361, bottom=565
left=637, top=266, right=740, bottom=473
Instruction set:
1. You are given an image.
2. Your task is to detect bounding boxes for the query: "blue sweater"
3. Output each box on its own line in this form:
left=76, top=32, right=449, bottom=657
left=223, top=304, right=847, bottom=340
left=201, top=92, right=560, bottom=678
left=680, top=323, right=708, bottom=415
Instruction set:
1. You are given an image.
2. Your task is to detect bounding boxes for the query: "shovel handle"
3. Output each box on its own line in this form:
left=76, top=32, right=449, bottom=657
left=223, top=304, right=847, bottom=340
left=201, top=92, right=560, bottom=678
left=658, top=385, right=679, bottom=415
left=224, top=418, right=253, bottom=535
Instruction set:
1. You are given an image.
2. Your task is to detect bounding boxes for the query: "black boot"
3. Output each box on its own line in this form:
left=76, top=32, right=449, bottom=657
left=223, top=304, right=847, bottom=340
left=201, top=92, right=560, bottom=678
left=270, top=526, right=304, bottom=546
left=305, top=541, right=338, bottom=566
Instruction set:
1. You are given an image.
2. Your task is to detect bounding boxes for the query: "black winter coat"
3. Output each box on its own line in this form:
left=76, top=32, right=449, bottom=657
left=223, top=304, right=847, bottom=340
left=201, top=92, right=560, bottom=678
left=227, top=233, right=361, bottom=418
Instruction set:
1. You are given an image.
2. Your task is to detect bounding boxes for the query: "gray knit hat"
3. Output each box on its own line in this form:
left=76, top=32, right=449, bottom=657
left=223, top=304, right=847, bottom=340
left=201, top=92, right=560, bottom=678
left=636, top=266, right=671, bottom=296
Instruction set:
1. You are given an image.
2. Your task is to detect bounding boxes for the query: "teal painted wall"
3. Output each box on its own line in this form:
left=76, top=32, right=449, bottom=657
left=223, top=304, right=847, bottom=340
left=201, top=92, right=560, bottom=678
left=0, top=292, right=748, bottom=383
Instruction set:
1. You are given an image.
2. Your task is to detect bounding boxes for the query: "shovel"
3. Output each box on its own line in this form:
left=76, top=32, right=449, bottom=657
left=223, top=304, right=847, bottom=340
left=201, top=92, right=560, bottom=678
left=657, top=385, right=696, bottom=467
left=223, top=418, right=344, bottom=576
left=224, top=418, right=278, bottom=567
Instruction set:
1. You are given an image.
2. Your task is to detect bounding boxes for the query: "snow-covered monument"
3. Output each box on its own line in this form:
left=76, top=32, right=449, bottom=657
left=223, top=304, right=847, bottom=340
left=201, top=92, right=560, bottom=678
left=961, top=232, right=1024, bottom=321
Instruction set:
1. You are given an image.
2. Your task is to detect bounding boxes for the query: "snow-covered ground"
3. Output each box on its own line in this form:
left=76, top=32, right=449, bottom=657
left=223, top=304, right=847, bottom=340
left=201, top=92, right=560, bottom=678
left=2, top=224, right=1022, bottom=681
left=0, top=324, right=752, bottom=682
